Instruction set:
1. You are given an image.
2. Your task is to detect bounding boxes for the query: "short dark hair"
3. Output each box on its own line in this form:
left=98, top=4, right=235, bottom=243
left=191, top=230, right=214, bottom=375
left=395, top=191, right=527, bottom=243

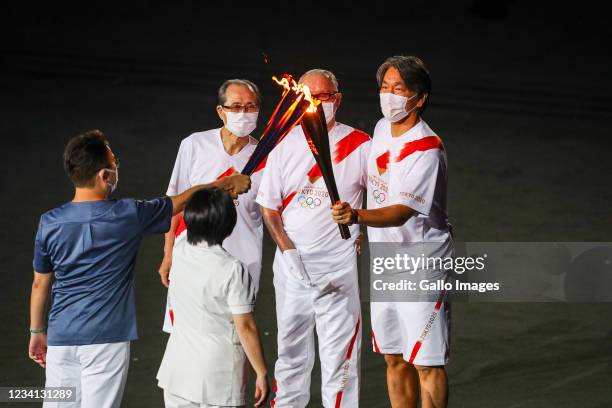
left=63, top=129, right=111, bottom=187
left=217, top=79, right=261, bottom=106
left=376, top=55, right=432, bottom=115
left=184, top=188, right=237, bottom=246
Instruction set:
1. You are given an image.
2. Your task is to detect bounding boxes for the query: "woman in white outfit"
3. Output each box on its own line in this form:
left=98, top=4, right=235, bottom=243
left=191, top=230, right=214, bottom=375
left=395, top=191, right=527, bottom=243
left=157, top=188, right=269, bottom=407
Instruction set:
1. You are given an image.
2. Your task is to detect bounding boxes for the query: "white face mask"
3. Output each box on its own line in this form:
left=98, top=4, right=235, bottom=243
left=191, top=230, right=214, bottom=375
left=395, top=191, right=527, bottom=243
left=224, top=111, right=258, bottom=137
left=104, top=168, right=118, bottom=194
left=379, top=92, right=418, bottom=123
left=322, top=102, right=336, bottom=125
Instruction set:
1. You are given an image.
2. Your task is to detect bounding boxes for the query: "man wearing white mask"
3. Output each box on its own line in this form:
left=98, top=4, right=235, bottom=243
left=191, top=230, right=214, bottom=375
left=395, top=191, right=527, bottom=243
left=331, top=56, right=453, bottom=408
left=159, top=79, right=264, bottom=332
left=256, top=69, right=370, bottom=407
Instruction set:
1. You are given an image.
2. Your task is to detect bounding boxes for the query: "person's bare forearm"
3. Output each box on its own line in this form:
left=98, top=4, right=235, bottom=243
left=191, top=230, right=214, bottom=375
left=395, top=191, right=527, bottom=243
left=170, top=174, right=251, bottom=215
left=30, top=273, right=52, bottom=330
left=163, top=214, right=180, bottom=259
left=170, top=182, right=217, bottom=215
left=356, top=204, right=415, bottom=228
left=234, top=314, right=268, bottom=376
left=261, top=207, right=295, bottom=252
left=159, top=213, right=182, bottom=287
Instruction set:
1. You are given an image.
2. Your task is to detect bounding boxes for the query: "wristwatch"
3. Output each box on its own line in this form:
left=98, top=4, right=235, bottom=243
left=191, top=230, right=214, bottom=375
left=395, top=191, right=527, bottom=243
left=349, top=208, right=359, bottom=225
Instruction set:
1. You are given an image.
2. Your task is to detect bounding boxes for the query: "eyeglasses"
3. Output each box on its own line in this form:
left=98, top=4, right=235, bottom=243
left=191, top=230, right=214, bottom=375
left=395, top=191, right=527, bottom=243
left=222, top=104, right=260, bottom=113
left=312, top=92, right=338, bottom=102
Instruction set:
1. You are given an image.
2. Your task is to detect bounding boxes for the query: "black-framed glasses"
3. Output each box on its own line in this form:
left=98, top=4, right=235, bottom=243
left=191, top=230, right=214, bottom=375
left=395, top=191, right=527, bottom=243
left=222, top=104, right=260, bottom=113
left=312, top=92, right=338, bottom=102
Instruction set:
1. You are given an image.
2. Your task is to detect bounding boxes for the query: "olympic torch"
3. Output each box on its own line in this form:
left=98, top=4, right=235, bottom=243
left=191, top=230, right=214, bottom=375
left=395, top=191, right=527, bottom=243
left=301, top=105, right=351, bottom=240
left=241, top=74, right=317, bottom=175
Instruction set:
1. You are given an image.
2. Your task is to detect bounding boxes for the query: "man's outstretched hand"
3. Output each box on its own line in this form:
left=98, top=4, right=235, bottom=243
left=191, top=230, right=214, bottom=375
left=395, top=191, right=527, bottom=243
left=219, top=174, right=251, bottom=198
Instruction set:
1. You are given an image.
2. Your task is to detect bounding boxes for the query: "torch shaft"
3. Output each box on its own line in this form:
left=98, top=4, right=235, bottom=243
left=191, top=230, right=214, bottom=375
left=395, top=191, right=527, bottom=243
left=300, top=107, right=351, bottom=240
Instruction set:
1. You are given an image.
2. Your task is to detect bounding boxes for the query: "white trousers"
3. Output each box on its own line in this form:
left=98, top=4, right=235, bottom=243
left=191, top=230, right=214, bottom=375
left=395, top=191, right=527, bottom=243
left=271, top=257, right=361, bottom=408
left=163, top=390, right=244, bottom=407
left=43, top=342, right=130, bottom=408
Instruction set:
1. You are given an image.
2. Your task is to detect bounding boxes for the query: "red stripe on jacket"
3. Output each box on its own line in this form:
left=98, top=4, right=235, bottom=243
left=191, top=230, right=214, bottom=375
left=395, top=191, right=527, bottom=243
left=334, top=129, right=370, bottom=164
left=253, top=156, right=267, bottom=174
left=395, top=136, right=444, bottom=163
left=376, top=151, right=390, bottom=175
left=307, top=163, right=322, bottom=183
left=281, top=191, right=297, bottom=211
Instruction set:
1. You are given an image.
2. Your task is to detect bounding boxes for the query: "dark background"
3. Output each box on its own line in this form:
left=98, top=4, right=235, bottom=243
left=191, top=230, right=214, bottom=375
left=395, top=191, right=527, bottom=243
left=1, top=1, right=611, bottom=406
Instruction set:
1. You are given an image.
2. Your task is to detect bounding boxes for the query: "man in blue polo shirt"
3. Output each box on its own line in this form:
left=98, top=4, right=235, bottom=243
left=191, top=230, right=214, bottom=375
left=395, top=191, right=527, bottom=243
left=28, top=129, right=250, bottom=407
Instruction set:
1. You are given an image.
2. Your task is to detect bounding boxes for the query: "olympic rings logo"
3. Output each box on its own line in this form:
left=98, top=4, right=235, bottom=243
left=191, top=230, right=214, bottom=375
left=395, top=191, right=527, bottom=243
left=372, top=189, right=386, bottom=204
left=298, top=195, right=322, bottom=209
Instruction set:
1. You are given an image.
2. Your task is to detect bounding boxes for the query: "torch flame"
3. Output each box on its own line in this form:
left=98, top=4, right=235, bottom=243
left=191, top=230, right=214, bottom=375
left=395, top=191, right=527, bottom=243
left=272, top=74, right=320, bottom=113
left=299, top=83, right=319, bottom=113
left=272, top=75, right=292, bottom=91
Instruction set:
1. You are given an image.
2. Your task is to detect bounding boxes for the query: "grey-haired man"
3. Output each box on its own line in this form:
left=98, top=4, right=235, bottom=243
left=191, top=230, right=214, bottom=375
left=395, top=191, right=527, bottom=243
left=158, top=79, right=265, bottom=332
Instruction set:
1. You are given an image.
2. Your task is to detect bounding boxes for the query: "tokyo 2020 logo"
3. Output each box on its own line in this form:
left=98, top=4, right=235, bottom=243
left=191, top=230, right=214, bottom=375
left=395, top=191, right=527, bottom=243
left=298, top=195, right=322, bottom=209
left=372, top=189, right=386, bottom=204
